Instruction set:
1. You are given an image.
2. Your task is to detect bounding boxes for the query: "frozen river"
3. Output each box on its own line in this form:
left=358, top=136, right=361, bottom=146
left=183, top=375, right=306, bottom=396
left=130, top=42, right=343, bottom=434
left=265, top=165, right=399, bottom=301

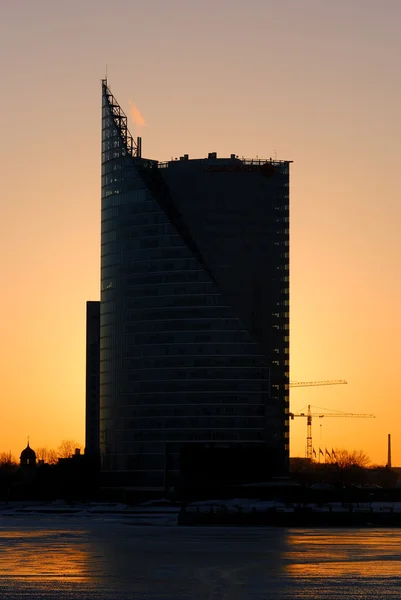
left=1, top=515, right=401, bottom=599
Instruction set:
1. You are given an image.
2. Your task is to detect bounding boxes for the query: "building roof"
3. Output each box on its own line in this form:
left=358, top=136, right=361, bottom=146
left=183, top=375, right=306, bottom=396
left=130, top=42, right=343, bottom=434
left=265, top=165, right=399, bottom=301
left=20, top=443, right=36, bottom=460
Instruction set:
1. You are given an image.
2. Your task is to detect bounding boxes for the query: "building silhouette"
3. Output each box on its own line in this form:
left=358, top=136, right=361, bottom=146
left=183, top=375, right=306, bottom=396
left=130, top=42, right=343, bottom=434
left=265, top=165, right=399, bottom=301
left=20, top=442, right=36, bottom=469
left=85, top=300, right=100, bottom=457
left=97, top=80, right=291, bottom=490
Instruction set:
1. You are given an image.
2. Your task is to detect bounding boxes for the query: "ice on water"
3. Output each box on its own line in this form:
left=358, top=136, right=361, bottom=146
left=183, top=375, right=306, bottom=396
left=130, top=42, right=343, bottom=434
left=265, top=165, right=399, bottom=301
left=1, top=511, right=401, bottom=599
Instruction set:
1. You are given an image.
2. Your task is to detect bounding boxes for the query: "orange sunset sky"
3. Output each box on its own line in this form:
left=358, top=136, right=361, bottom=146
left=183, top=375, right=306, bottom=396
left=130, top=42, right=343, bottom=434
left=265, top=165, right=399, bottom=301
left=1, top=0, right=400, bottom=464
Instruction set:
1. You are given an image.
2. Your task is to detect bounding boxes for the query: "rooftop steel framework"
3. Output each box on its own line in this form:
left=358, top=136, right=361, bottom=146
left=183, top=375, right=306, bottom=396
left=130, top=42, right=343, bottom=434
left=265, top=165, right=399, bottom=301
left=102, top=78, right=141, bottom=158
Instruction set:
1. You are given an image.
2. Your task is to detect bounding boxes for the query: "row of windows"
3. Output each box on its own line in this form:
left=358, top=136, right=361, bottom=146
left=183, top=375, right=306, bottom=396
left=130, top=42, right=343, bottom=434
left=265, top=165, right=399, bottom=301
left=101, top=204, right=165, bottom=224
left=101, top=240, right=117, bottom=255
left=123, top=270, right=208, bottom=286
left=102, top=169, right=137, bottom=187
left=102, top=149, right=130, bottom=163
left=119, top=211, right=168, bottom=227
left=117, top=342, right=264, bottom=358
left=121, top=223, right=174, bottom=237
left=121, top=366, right=268, bottom=381
left=121, top=235, right=186, bottom=251
left=276, top=299, right=290, bottom=307
left=122, top=284, right=217, bottom=299
left=100, top=395, right=283, bottom=421
left=116, top=407, right=287, bottom=421
left=271, top=383, right=289, bottom=391
left=101, top=218, right=117, bottom=234
left=124, top=293, right=227, bottom=310
left=102, top=306, right=231, bottom=325
left=105, top=246, right=196, bottom=265
left=102, top=274, right=289, bottom=294
left=123, top=330, right=252, bottom=345
left=122, top=318, right=242, bottom=335
left=102, top=231, right=117, bottom=244
left=107, top=358, right=270, bottom=372
left=198, top=219, right=287, bottom=232
left=102, top=174, right=121, bottom=188
left=123, top=417, right=266, bottom=430
left=272, top=323, right=290, bottom=330
left=122, top=379, right=270, bottom=393
left=119, top=404, right=267, bottom=418
left=118, top=355, right=267, bottom=370
left=103, top=198, right=159, bottom=215
left=120, top=258, right=200, bottom=275
left=101, top=191, right=147, bottom=207
left=104, top=429, right=270, bottom=443
left=101, top=263, right=209, bottom=286
left=101, top=210, right=169, bottom=231
left=101, top=233, right=290, bottom=255
left=102, top=190, right=155, bottom=205
left=101, top=247, right=289, bottom=270
left=99, top=436, right=280, bottom=454
left=101, top=353, right=278, bottom=372
left=102, top=137, right=124, bottom=152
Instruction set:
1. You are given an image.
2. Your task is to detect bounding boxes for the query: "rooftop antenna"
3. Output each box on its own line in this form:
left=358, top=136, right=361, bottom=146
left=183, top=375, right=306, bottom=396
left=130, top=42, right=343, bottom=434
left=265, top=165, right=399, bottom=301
left=105, top=64, right=108, bottom=83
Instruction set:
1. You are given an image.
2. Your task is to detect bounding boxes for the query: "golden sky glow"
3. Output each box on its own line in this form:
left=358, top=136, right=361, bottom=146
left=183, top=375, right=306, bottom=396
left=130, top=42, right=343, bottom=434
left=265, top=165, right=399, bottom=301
left=1, top=0, right=401, bottom=464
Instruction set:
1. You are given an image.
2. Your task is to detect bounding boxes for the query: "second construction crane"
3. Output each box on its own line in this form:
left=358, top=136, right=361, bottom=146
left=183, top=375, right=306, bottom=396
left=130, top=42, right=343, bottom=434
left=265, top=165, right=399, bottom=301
left=290, top=405, right=375, bottom=461
left=289, top=380, right=375, bottom=460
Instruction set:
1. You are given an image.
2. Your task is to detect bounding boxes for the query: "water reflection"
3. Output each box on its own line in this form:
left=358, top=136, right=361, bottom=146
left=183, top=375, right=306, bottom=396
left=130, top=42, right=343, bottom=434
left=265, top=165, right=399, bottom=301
left=284, top=529, right=401, bottom=578
left=2, top=520, right=401, bottom=599
left=96, top=526, right=288, bottom=599
left=0, top=527, right=92, bottom=581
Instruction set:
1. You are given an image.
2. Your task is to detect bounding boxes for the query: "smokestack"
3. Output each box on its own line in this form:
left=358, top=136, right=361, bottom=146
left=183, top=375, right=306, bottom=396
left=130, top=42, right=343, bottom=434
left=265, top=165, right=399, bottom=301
left=137, top=136, right=142, bottom=158
left=387, top=433, right=392, bottom=468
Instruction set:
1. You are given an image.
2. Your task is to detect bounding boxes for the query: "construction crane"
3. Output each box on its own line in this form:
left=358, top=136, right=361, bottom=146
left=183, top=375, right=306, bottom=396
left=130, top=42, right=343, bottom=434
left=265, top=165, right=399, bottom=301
left=288, top=380, right=347, bottom=459
left=290, top=405, right=375, bottom=461
left=290, top=380, right=347, bottom=388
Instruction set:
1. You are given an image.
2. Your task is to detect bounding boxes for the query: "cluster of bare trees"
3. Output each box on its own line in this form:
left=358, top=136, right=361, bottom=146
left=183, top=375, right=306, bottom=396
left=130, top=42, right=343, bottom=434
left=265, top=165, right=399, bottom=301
left=0, top=452, right=17, bottom=469
left=36, top=440, right=83, bottom=464
left=325, top=448, right=371, bottom=469
left=291, top=448, right=400, bottom=488
left=0, top=440, right=83, bottom=468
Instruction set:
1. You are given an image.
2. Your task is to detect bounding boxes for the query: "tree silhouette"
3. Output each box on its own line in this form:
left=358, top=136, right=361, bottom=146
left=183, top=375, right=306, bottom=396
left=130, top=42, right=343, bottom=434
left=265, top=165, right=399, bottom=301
left=57, top=440, right=83, bottom=459
left=35, top=447, right=58, bottom=465
left=0, top=452, right=17, bottom=470
left=329, top=448, right=371, bottom=469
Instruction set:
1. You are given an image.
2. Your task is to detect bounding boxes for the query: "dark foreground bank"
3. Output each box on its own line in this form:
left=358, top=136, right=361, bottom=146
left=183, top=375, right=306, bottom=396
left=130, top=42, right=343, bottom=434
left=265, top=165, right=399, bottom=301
left=178, top=505, right=401, bottom=527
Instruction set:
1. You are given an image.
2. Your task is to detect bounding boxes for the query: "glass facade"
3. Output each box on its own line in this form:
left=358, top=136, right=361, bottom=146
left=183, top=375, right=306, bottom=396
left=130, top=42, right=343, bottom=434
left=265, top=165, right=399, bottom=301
left=100, top=81, right=290, bottom=488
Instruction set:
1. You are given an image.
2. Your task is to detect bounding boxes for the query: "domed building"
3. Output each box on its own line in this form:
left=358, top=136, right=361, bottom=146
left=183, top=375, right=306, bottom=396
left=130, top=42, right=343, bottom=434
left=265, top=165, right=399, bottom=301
left=20, top=441, right=36, bottom=469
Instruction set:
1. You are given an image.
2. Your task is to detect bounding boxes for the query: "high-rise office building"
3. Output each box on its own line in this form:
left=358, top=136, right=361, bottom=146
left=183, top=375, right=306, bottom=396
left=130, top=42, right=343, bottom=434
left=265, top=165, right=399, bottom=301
left=100, top=80, right=290, bottom=489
